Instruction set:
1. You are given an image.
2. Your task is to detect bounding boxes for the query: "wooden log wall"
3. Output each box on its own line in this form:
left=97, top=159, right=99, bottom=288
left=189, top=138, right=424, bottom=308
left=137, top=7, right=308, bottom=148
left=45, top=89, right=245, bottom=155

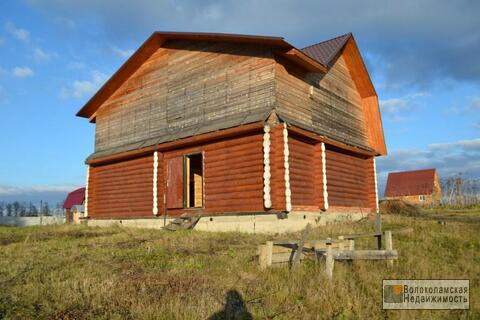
left=88, top=155, right=154, bottom=219
left=325, top=146, right=374, bottom=208
left=94, top=40, right=276, bottom=156
left=162, top=131, right=264, bottom=216
left=287, top=133, right=316, bottom=209
left=275, top=54, right=371, bottom=152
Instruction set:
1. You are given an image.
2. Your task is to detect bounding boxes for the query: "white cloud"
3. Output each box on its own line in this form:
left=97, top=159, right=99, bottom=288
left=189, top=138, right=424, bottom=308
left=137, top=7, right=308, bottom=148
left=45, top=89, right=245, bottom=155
left=379, top=93, right=426, bottom=121
left=67, top=61, right=86, bottom=70
left=0, top=85, right=7, bottom=105
left=12, top=66, right=34, bottom=78
left=33, top=47, right=55, bottom=62
left=26, top=0, right=480, bottom=89
left=380, top=98, right=412, bottom=114
left=0, top=184, right=78, bottom=195
left=54, top=17, right=75, bottom=29
left=5, top=22, right=30, bottom=42
left=429, top=139, right=480, bottom=151
left=466, top=96, right=480, bottom=113
left=112, top=46, right=134, bottom=58
left=60, top=70, right=108, bottom=99
left=0, top=184, right=81, bottom=203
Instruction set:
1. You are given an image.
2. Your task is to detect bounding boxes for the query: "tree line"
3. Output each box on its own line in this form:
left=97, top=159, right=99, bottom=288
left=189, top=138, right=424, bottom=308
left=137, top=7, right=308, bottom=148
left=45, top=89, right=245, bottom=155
left=441, top=175, right=480, bottom=206
left=0, top=201, right=63, bottom=217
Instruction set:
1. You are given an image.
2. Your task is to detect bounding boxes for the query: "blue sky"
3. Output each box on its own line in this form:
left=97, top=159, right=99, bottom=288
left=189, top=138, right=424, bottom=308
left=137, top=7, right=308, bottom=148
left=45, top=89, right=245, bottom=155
left=0, top=0, right=479, bottom=204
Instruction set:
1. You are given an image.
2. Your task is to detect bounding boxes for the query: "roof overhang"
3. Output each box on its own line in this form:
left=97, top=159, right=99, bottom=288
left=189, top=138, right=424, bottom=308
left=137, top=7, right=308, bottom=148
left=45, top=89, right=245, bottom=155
left=76, top=31, right=328, bottom=120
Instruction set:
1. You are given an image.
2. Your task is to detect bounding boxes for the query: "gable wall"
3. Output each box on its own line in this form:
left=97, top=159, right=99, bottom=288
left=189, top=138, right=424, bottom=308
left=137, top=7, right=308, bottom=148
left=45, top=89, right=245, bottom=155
left=94, top=40, right=276, bottom=154
left=275, top=54, right=370, bottom=151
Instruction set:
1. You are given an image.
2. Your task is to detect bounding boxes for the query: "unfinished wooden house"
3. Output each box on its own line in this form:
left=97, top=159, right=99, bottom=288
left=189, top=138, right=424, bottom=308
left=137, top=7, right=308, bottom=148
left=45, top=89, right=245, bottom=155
left=77, top=32, right=387, bottom=232
left=384, top=169, right=442, bottom=206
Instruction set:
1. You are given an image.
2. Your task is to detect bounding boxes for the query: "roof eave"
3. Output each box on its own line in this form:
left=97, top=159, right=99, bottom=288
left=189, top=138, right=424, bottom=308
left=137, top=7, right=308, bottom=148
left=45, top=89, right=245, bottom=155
left=282, top=48, right=327, bottom=73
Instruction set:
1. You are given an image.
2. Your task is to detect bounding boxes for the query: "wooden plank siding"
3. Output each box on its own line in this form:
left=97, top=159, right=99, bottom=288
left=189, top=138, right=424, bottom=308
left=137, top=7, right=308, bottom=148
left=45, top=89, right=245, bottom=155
left=325, top=146, right=374, bottom=209
left=94, top=40, right=276, bottom=156
left=88, top=155, right=154, bottom=218
left=275, top=53, right=371, bottom=152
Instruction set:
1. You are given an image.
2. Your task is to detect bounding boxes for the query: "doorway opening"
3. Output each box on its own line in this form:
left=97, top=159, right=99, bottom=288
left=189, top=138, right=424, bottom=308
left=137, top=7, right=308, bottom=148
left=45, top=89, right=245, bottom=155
left=185, top=153, right=203, bottom=208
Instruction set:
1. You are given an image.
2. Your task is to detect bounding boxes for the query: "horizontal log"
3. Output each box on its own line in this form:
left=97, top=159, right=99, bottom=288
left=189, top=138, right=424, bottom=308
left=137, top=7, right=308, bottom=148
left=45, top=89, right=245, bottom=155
left=342, top=228, right=414, bottom=240
left=206, top=169, right=263, bottom=182
left=205, top=154, right=263, bottom=170
left=92, top=158, right=153, bottom=171
left=316, top=250, right=398, bottom=260
left=93, top=170, right=153, bottom=181
left=204, top=190, right=262, bottom=201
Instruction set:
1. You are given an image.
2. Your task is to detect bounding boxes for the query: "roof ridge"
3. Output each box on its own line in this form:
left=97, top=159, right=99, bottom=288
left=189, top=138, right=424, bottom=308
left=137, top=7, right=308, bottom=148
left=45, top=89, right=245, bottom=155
left=389, top=168, right=436, bottom=175
left=301, top=32, right=352, bottom=50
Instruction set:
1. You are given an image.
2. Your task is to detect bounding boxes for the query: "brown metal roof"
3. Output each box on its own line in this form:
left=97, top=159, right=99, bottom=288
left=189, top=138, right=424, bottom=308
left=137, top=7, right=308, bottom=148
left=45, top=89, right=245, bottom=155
left=384, top=169, right=437, bottom=197
left=301, top=33, right=352, bottom=66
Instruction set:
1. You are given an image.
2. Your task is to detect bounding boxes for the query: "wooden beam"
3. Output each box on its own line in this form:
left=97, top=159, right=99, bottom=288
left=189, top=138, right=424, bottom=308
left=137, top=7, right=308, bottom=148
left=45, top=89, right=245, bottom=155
left=282, top=49, right=327, bottom=73
left=317, top=249, right=398, bottom=260
left=290, top=224, right=311, bottom=269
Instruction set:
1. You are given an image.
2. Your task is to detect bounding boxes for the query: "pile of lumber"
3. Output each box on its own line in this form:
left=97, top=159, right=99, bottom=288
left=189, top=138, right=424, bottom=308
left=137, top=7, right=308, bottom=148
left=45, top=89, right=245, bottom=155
left=258, top=216, right=412, bottom=279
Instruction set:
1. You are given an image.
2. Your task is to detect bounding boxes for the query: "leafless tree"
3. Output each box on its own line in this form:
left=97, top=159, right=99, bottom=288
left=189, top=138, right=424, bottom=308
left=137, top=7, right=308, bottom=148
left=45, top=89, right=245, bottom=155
left=441, top=173, right=480, bottom=206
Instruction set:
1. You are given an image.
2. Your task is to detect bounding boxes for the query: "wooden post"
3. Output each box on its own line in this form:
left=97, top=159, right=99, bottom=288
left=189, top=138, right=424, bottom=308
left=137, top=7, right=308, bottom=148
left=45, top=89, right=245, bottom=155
left=374, top=213, right=382, bottom=250
left=290, top=224, right=311, bottom=269
left=338, top=236, right=344, bottom=251
left=385, top=231, right=393, bottom=266
left=259, top=241, right=273, bottom=269
left=325, top=244, right=334, bottom=280
left=348, top=239, right=355, bottom=250
left=374, top=212, right=382, bottom=233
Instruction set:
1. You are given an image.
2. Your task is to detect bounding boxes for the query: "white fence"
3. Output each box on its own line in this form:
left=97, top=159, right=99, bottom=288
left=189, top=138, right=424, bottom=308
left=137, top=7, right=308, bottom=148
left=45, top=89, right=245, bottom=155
left=0, top=216, right=65, bottom=227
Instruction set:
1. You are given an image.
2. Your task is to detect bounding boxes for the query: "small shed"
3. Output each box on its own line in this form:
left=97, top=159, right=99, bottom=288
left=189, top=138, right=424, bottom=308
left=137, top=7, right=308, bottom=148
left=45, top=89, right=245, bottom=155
left=63, top=187, right=86, bottom=224
left=384, top=169, right=442, bottom=206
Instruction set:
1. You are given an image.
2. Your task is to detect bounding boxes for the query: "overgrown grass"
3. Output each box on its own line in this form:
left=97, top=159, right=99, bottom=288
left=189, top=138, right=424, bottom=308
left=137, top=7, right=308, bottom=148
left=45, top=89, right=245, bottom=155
left=1, top=211, right=479, bottom=319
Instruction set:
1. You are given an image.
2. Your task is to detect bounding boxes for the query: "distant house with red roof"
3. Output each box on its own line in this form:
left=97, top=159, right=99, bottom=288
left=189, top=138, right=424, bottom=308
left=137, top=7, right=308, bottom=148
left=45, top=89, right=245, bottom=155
left=384, top=169, right=442, bottom=205
left=63, top=187, right=85, bottom=224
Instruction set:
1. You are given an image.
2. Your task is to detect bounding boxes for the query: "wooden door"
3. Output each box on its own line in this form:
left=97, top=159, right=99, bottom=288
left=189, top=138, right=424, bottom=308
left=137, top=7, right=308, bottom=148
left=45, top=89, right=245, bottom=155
left=166, top=156, right=184, bottom=209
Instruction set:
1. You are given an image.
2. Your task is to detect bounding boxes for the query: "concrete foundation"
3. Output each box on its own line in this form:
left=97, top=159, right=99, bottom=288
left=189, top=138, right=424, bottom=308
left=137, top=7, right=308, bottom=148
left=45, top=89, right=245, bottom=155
left=86, top=210, right=368, bottom=234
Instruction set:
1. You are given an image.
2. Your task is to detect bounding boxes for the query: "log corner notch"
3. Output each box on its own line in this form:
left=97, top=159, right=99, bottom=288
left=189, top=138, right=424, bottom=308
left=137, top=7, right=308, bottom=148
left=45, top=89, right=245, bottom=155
left=263, top=124, right=272, bottom=209
left=152, top=151, right=159, bottom=216
left=283, top=123, right=292, bottom=212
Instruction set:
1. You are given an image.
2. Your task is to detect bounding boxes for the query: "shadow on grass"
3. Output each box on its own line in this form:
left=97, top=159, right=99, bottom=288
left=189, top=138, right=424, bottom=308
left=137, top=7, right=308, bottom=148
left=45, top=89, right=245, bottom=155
left=209, top=289, right=252, bottom=320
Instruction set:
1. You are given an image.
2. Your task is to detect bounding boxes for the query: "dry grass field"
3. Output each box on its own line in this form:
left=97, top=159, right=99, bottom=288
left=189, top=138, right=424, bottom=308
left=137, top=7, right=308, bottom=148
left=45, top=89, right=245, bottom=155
left=0, top=208, right=479, bottom=319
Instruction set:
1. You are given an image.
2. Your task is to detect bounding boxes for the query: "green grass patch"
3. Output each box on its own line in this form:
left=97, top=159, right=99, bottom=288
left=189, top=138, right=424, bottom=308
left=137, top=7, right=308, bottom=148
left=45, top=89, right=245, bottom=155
left=0, top=215, right=478, bottom=319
